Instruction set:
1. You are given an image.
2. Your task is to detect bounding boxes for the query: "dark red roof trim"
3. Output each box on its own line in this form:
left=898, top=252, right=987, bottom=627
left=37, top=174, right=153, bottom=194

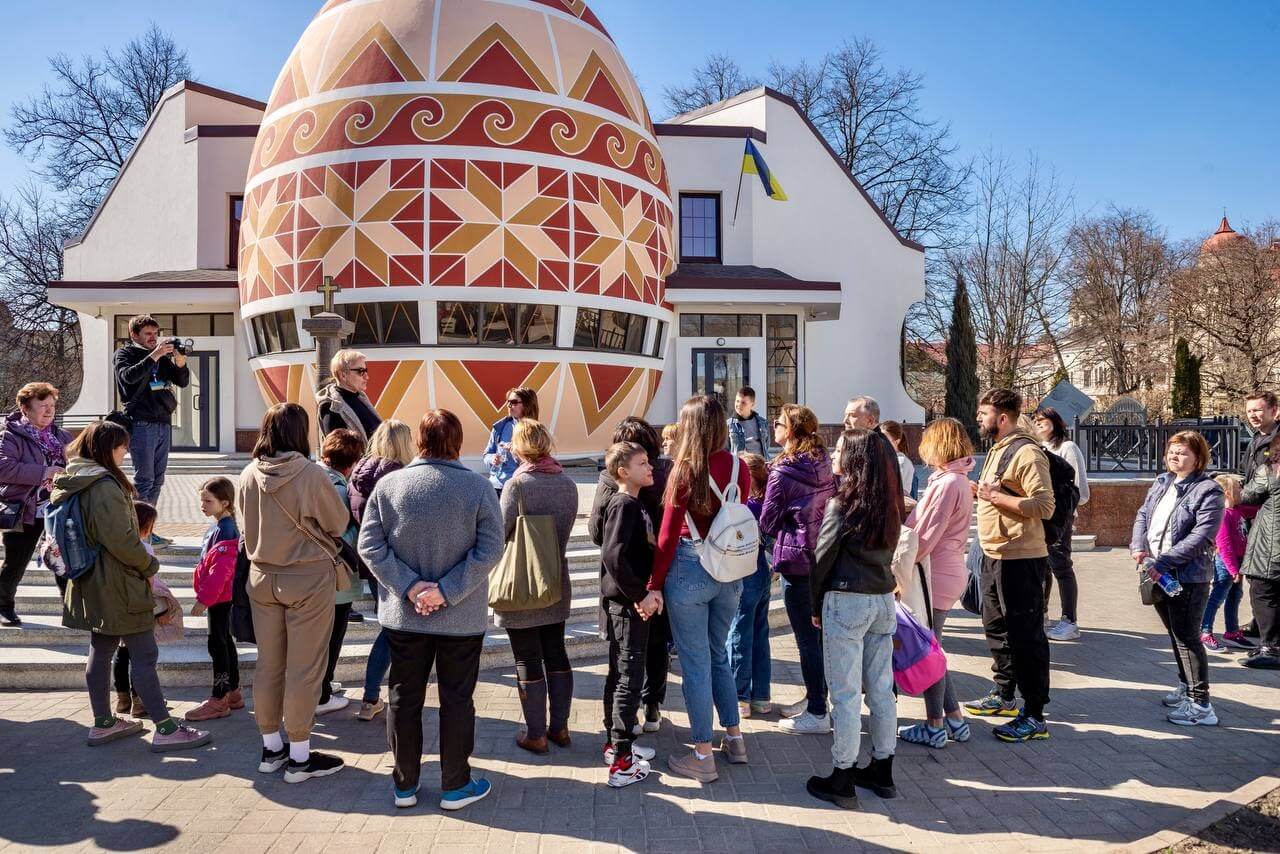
left=654, top=124, right=766, bottom=143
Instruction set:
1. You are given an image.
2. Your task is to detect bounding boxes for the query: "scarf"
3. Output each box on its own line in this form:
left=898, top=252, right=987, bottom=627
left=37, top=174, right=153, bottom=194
left=16, top=417, right=66, bottom=505
left=515, top=456, right=564, bottom=478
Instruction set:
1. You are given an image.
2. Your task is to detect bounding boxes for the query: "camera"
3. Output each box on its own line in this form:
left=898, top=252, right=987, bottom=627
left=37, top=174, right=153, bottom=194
left=166, top=337, right=193, bottom=356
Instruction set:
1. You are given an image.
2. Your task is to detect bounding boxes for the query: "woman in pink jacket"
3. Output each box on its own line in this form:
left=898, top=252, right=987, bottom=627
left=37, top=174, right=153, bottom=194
left=898, top=418, right=975, bottom=749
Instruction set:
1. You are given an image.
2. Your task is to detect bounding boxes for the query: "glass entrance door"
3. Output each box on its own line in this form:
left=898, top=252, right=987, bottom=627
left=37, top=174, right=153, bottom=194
left=171, top=351, right=219, bottom=451
left=691, top=348, right=750, bottom=413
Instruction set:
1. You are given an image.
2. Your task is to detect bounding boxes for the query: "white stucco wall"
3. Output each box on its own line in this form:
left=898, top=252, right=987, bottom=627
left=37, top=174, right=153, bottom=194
left=195, top=136, right=256, bottom=270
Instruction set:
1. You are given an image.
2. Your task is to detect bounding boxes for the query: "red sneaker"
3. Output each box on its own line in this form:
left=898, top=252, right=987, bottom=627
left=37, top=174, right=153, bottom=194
left=225, top=689, right=245, bottom=710
left=185, top=697, right=231, bottom=722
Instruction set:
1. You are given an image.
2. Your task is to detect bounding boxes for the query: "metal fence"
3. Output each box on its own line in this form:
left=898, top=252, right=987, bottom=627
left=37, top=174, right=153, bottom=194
left=1076, top=418, right=1243, bottom=474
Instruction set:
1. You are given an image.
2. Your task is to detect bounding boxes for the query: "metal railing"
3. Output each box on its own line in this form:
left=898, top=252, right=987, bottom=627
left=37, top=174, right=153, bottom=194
left=1077, top=418, right=1243, bottom=474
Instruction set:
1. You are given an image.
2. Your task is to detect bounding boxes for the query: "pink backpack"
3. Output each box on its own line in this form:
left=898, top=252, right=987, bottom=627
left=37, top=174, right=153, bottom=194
left=892, top=603, right=947, bottom=696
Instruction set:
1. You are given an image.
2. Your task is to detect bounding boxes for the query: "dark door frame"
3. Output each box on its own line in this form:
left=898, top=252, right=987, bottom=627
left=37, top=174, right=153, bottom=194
left=173, top=350, right=219, bottom=452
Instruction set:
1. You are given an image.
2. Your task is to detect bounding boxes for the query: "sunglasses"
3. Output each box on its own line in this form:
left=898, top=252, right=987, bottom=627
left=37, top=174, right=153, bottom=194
left=348, top=367, right=369, bottom=376
left=506, top=399, right=522, bottom=406
left=773, top=420, right=786, bottom=428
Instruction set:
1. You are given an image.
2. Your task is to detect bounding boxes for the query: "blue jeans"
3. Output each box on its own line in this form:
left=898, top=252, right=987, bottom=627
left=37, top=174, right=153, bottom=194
left=728, top=554, right=772, bottom=703
left=1202, top=555, right=1243, bottom=634
left=363, top=629, right=392, bottom=703
left=664, top=540, right=742, bottom=743
left=128, top=420, right=171, bottom=505
left=782, top=574, right=827, bottom=715
left=822, top=591, right=897, bottom=767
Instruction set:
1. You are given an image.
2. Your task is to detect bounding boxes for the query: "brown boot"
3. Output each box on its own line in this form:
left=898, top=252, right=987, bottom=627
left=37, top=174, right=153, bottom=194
left=516, top=679, right=548, bottom=751
left=225, top=688, right=245, bottom=710
left=115, top=692, right=131, bottom=715
left=516, top=731, right=550, bottom=755
left=131, top=693, right=147, bottom=719
left=547, top=728, right=572, bottom=748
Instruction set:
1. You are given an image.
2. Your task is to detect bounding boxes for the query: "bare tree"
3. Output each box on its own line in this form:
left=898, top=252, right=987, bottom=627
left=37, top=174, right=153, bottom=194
left=0, top=183, right=83, bottom=406
left=951, top=152, right=1072, bottom=391
left=5, top=23, right=191, bottom=223
left=663, top=53, right=760, bottom=116
left=1065, top=207, right=1178, bottom=396
left=1170, top=221, right=1280, bottom=403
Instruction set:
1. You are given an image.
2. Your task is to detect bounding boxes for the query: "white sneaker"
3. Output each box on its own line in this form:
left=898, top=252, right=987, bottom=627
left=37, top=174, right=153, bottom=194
left=779, top=698, right=809, bottom=718
left=1161, top=684, right=1188, bottom=708
left=642, top=707, right=662, bottom=733
left=607, top=757, right=651, bottom=788
left=604, top=742, right=656, bottom=765
left=1167, top=700, right=1218, bottom=727
left=315, top=695, right=350, bottom=715
left=1047, top=620, right=1081, bottom=641
left=778, top=710, right=831, bottom=734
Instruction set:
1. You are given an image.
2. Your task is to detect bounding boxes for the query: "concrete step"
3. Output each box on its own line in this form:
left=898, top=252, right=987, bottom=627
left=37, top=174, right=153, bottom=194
left=0, top=590, right=793, bottom=688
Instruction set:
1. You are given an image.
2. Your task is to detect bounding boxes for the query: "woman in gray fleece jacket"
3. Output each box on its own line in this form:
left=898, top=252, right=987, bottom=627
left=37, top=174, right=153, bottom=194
left=357, top=409, right=504, bottom=811
left=494, top=419, right=579, bottom=755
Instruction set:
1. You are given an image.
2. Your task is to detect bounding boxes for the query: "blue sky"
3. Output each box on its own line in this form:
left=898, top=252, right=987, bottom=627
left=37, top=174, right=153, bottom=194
left=0, top=0, right=1275, bottom=242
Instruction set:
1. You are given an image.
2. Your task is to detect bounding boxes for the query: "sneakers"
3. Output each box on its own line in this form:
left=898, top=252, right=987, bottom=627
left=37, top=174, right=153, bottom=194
left=964, top=689, right=1019, bottom=717
left=329, top=681, right=343, bottom=694
left=603, top=742, right=655, bottom=765
left=283, top=751, right=345, bottom=783
left=394, top=786, right=418, bottom=808
left=0, top=607, right=21, bottom=627
left=642, top=705, right=662, bottom=733
left=993, top=715, right=1049, bottom=743
left=718, top=735, right=748, bottom=764
left=148, top=533, right=172, bottom=547
left=226, top=689, right=245, bottom=710
left=356, top=698, right=385, bottom=721
left=738, top=700, right=752, bottom=720
left=1201, top=632, right=1225, bottom=653
left=87, top=717, right=144, bottom=747
left=259, top=744, right=290, bottom=773
left=185, top=697, right=231, bottom=722
left=1047, top=620, right=1081, bottom=641
left=1221, top=631, right=1257, bottom=651
left=945, top=718, right=971, bottom=742
left=750, top=700, right=773, bottom=716
left=1162, top=684, right=1189, bottom=707
left=1168, top=700, right=1218, bottom=726
left=1242, top=646, right=1280, bottom=669
left=151, top=724, right=213, bottom=753
left=898, top=723, right=947, bottom=749
left=779, top=698, right=809, bottom=718
left=315, top=695, right=350, bottom=715
left=607, top=755, right=651, bottom=788
left=440, top=777, right=491, bottom=811
left=778, top=711, right=831, bottom=734
left=347, top=610, right=365, bottom=623
left=667, top=750, right=718, bottom=783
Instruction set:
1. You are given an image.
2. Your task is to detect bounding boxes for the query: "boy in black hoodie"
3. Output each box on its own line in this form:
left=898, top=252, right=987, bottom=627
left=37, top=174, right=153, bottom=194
left=600, top=441, right=662, bottom=787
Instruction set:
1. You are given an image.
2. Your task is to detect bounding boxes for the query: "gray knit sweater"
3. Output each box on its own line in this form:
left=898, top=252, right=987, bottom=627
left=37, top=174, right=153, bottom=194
left=358, top=457, right=504, bottom=636
left=492, top=469, right=579, bottom=630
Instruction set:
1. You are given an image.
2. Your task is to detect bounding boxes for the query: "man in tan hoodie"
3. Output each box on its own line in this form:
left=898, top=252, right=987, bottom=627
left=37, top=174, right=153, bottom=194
left=964, top=388, right=1056, bottom=744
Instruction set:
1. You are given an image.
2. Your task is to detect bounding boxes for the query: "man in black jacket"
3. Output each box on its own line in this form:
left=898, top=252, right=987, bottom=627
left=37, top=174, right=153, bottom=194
left=1240, top=391, right=1279, bottom=639
left=113, top=315, right=189, bottom=518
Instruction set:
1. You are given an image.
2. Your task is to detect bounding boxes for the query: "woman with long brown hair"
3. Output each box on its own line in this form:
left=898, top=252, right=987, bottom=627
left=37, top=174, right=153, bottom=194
left=483, top=387, right=539, bottom=494
left=55, top=421, right=211, bottom=752
left=760, top=404, right=835, bottom=734
left=649, top=396, right=752, bottom=783
left=807, top=427, right=902, bottom=809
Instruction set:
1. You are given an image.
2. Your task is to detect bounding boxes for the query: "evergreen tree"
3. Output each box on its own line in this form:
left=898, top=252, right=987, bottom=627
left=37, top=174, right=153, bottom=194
left=1171, top=337, right=1203, bottom=418
left=944, top=272, right=980, bottom=439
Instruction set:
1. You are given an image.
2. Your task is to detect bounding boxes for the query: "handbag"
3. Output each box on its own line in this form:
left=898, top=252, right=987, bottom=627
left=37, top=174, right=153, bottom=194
left=268, top=492, right=353, bottom=592
left=0, top=498, right=25, bottom=532
left=488, top=481, right=563, bottom=612
left=961, top=535, right=983, bottom=615
left=892, top=603, right=947, bottom=696
left=230, top=539, right=256, bottom=644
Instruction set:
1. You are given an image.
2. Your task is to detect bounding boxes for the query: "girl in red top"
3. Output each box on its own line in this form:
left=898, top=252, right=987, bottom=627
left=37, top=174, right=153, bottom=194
left=651, top=396, right=751, bottom=783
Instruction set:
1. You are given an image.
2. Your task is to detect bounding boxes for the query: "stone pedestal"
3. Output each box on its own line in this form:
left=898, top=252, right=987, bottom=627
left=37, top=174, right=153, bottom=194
left=301, top=313, right=355, bottom=391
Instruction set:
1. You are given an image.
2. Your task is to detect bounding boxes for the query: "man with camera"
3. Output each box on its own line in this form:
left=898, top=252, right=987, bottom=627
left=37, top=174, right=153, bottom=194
left=113, top=315, right=190, bottom=540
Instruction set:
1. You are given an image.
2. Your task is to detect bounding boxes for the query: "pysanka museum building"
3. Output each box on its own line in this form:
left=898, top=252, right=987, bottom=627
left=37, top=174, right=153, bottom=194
left=50, top=0, right=924, bottom=458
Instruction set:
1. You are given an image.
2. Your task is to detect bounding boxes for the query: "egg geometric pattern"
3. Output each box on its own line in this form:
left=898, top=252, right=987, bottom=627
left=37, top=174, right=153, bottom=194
left=239, top=0, right=675, bottom=455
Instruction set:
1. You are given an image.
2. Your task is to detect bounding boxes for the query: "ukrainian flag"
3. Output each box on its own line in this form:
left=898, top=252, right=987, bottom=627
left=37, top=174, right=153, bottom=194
left=742, top=139, right=787, bottom=201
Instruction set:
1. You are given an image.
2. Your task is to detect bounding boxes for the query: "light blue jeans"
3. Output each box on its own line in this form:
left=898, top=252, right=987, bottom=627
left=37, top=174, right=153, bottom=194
left=822, top=591, right=897, bottom=768
left=664, top=540, right=743, bottom=743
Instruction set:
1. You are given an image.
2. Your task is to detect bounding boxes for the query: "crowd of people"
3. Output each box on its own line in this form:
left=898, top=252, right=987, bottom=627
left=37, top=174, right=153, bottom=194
left=0, top=329, right=1277, bottom=812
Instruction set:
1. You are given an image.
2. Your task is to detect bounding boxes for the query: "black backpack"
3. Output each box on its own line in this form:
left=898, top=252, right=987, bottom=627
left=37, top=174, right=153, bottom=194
left=993, top=438, right=1080, bottom=546
left=230, top=538, right=255, bottom=645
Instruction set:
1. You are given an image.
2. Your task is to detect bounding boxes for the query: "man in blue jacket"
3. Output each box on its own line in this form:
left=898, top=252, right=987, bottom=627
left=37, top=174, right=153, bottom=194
left=727, top=387, right=771, bottom=456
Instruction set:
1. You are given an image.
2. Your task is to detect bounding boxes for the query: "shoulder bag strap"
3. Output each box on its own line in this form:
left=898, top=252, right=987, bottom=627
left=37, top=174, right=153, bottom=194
left=268, top=490, right=338, bottom=565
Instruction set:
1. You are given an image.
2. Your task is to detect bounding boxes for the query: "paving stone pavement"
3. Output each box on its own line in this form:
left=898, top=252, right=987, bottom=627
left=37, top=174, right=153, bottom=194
left=1, top=548, right=1278, bottom=853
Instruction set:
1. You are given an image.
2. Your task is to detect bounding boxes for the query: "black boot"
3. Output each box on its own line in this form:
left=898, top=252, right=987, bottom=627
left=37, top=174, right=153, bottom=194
left=806, top=767, right=858, bottom=809
left=546, top=670, right=574, bottom=747
left=516, top=679, right=549, bottom=754
left=850, top=755, right=898, bottom=799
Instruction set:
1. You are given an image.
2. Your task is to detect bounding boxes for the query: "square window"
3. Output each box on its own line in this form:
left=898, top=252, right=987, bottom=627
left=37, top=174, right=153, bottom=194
left=519, top=304, right=556, bottom=347
left=381, top=302, right=419, bottom=344
left=679, top=193, right=720, bottom=263
left=679, top=314, right=702, bottom=337
left=702, top=314, right=739, bottom=337
left=738, top=315, right=762, bottom=337
left=624, top=316, right=646, bottom=354
left=574, top=308, right=601, bottom=349
left=481, top=303, right=518, bottom=346
left=175, top=314, right=210, bottom=337
left=276, top=310, right=300, bottom=351
left=438, top=302, right=479, bottom=344
left=598, top=310, right=629, bottom=351
left=212, top=314, right=234, bottom=337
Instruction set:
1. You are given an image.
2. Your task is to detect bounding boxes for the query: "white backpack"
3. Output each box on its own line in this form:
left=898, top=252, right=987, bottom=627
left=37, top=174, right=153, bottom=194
left=685, top=454, right=760, bottom=583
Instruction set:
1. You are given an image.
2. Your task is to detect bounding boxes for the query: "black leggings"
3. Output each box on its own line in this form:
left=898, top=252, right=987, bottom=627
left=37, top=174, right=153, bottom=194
left=0, top=523, right=42, bottom=612
left=320, top=602, right=352, bottom=704
left=88, top=631, right=167, bottom=721
left=207, top=602, right=239, bottom=698
left=1044, top=516, right=1079, bottom=623
left=507, top=622, right=570, bottom=683
left=113, top=645, right=131, bottom=694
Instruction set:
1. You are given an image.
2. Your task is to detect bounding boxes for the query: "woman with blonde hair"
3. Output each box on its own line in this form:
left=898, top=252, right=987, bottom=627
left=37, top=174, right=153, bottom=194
left=897, top=417, right=976, bottom=748
left=493, top=419, right=579, bottom=754
left=318, top=350, right=380, bottom=441
left=760, top=404, right=836, bottom=734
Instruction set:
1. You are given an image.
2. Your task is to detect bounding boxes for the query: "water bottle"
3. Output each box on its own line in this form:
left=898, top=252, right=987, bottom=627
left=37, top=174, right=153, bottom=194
left=1142, top=558, right=1182, bottom=597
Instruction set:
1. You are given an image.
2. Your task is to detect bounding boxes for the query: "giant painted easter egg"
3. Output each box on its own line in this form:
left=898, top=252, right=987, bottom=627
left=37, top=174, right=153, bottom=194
left=239, top=0, right=674, bottom=455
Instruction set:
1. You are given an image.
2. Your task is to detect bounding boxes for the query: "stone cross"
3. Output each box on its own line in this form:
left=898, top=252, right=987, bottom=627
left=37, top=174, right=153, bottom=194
left=301, top=274, right=354, bottom=391
left=318, top=275, right=339, bottom=314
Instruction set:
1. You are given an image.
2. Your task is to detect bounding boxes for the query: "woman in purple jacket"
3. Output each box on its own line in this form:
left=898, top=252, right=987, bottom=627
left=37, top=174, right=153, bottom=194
left=760, top=404, right=835, bottom=734
left=0, top=382, right=72, bottom=626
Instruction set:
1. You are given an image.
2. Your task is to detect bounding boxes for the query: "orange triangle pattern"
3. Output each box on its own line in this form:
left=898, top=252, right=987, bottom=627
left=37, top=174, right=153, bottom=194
left=569, top=363, right=644, bottom=434
left=438, top=24, right=556, bottom=94
left=567, top=52, right=635, bottom=122
left=438, top=361, right=558, bottom=427
left=320, top=23, right=425, bottom=92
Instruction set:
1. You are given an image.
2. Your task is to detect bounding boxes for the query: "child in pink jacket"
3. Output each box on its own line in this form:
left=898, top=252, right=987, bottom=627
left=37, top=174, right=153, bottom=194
left=898, top=418, right=975, bottom=749
left=1202, top=475, right=1257, bottom=652
left=185, top=478, right=242, bottom=722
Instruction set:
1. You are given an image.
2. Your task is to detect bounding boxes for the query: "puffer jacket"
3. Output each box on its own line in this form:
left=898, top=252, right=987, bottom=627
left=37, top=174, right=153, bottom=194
left=0, top=410, right=71, bottom=527
left=53, top=459, right=160, bottom=636
left=348, top=456, right=405, bottom=525
left=1130, top=471, right=1224, bottom=584
left=759, top=451, right=835, bottom=576
left=1240, top=463, right=1280, bottom=581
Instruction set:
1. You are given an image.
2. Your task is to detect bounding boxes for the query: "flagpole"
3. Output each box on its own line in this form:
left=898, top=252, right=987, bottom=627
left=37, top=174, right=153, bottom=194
left=732, top=151, right=746, bottom=226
